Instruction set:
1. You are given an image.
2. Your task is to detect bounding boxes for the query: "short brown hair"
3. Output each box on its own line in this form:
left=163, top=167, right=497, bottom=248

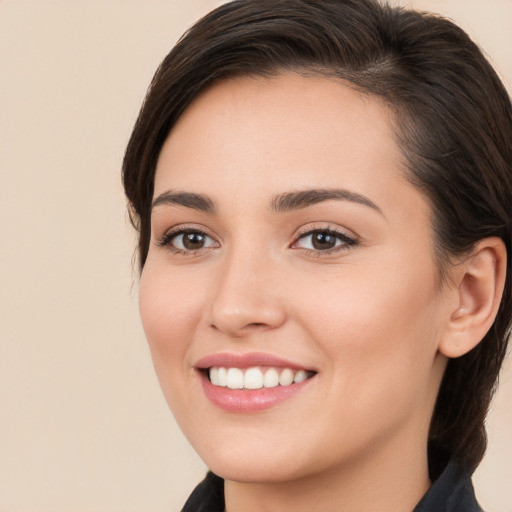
left=123, top=0, right=512, bottom=470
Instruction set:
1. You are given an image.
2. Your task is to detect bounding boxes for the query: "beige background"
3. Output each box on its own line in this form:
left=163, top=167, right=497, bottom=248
left=1, top=1, right=511, bottom=511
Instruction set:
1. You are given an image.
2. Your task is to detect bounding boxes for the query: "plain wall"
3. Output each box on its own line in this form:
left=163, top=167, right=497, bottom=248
left=1, top=1, right=510, bottom=511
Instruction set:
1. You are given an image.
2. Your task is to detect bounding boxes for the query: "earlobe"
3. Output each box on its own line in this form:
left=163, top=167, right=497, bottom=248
left=439, top=237, right=507, bottom=359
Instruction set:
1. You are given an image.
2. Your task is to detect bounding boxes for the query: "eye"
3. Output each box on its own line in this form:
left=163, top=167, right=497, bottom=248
left=157, top=228, right=218, bottom=253
left=293, top=228, right=356, bottom=253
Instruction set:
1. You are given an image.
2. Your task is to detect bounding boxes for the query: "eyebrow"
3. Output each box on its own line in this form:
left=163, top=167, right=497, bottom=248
left=270, top=188, right=383, bottom=214
left=151, top=187, right=382, bottom=216
left=151, top=191, right=215, bottom=213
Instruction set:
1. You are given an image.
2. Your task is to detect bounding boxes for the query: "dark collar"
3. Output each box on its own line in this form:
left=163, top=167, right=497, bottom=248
left=414, top=460, right=483, bottom=512
left=181, top=460, right=483, bottom=512
left=181, top=471, right=224, bottom=512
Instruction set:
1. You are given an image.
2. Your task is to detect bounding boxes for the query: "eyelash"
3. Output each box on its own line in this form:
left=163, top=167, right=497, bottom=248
left=156, top=226, right=218, bottom=255
left=291, top=226, right=357, bottom=256
left=155, top=226, right=357, bottom=256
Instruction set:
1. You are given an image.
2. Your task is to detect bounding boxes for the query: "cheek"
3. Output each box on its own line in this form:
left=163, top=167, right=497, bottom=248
left=295, top=254, right=442, bottom=404
left=138, top=264, right=204, bottom=392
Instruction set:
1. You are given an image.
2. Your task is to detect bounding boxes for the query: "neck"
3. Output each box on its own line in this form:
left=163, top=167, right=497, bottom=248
left=224, top=428, right=431, bottom=512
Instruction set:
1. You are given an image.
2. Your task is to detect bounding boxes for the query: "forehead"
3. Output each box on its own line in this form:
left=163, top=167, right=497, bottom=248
left=154, top=73, right=418, bottom=215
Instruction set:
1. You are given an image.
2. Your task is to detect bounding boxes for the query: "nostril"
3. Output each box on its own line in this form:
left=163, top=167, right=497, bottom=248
left=208, top=298, right=287, bottom=336
left=209, top=320, right=274, bottom=337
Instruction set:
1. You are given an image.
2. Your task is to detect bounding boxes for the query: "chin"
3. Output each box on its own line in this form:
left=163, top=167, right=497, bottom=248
left=188, top=429, right=313, bottom=484
left=206, top=455, right=306, bottom=484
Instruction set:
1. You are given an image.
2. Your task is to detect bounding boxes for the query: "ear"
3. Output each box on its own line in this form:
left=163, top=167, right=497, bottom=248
left=439, top=237, right=507, bottom=358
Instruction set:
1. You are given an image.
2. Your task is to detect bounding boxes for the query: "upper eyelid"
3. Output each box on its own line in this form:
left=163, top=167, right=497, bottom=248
left=159, top=224, right=354, bottom=238
left=156, top=223, right=218, bottom=239
left=293, top=223, right=358, bottom=240
left=154, top=224, right=218, bottom=248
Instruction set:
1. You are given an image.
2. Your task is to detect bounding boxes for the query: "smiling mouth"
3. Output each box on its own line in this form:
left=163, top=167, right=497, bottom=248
left=207, top=366, right=316, bottom=390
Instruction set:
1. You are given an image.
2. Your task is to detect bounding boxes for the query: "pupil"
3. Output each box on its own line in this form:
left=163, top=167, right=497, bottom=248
left=183, top=232, right=205, bottom=250
left=312, top=232, right=336, bottom=250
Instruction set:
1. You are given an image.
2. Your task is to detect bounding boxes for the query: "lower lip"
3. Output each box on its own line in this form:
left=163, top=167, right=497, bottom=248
left=199, top=372, right=314, bottom=412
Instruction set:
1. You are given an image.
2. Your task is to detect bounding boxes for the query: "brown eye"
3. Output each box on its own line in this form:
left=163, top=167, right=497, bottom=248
left=311, top=232, right=338, bottom=250
left=294, top=229, right=355, bottom=252
left=180, top=231, right=207, bottom=250
left=166, top=230, right=217, bottom=252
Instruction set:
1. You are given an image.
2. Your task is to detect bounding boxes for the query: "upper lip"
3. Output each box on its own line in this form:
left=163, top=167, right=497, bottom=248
left=195, top=352, right=315, bottom=372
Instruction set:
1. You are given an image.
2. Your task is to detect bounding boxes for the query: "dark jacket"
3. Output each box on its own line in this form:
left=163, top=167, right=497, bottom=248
left=181, top=460, right=483, bottom=512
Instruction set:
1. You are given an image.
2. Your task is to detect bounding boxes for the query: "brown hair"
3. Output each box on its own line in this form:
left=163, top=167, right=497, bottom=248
left=122, top=0, right=512, bottom=471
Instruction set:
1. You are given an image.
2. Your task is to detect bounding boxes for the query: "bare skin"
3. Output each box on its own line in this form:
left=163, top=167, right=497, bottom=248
left=139, top=74, right=506, bottom=512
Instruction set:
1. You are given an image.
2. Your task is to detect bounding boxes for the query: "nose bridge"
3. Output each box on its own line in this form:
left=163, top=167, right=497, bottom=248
left=208, top=238, right=286, bottom=337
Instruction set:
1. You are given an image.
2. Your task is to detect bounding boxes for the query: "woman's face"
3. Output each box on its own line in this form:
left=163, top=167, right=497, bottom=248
left=139, top=74, right=452, bottom=483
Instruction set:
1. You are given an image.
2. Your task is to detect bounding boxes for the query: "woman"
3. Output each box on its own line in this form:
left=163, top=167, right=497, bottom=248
left=122, top=0, right=512, bottom=510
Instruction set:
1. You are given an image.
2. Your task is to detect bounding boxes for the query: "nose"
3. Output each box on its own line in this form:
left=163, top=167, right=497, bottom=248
left=207, top=249, right=287, bottom=338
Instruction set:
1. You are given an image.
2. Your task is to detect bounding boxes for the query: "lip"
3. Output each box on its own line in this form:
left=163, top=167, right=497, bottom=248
left=195, top=351, right=315, bottom=371
left=195, top=352, right=317, bottom=412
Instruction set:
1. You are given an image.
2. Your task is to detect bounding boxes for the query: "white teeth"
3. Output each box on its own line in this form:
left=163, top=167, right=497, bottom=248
left=217, top=367, right=227, bottom=387
left=279, top=368, right=294, bottom=386
left=226, top=368, right=244, bottom=389
left=244, top=367, right=264, bottom=389
left=208, top=366, right=312, bottom=389
left=294, top=370, right=308, bottom=383
left=263, top=368, right=279, bottom=388
left=210, top=367, right=219, bottom=385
